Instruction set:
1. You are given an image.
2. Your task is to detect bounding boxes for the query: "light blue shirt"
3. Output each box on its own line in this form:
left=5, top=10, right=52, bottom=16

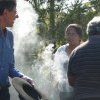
left=0, top=28, right=23, bottom=87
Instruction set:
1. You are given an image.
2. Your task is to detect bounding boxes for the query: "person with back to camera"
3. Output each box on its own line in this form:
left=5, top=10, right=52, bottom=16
left=68, top=16, right=100, bottom=100
left=53, top=24, right=83, bottom=100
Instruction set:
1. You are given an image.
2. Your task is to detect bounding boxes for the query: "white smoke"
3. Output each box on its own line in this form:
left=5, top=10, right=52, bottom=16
left=12, top=0, right=60, bottom=99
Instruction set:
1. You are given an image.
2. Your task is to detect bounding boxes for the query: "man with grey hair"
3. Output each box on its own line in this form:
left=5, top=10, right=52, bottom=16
left=67, top=16, right=100, bottom=100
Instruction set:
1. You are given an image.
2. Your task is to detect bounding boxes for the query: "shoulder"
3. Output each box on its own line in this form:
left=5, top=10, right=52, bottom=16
left=56, top=44, right=68, bottom=52
left=6, top=28, right=14, bottom=39
left=73, top=41, right=88, bottom=54
left=6, top=28, right=14, bottom=47
left=69, top=41, right=88, bottom=62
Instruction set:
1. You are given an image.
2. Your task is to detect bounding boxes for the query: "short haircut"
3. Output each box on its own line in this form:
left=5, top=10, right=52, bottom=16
left=87, top=16, right=100, bottom=36
left=65, top=24, right=82, bottom=38
left=0, top=0, right=16, bottom=15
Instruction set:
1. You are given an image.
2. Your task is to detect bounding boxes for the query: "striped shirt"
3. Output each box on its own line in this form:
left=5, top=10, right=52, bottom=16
left=68, top=35, right=100, bottom=100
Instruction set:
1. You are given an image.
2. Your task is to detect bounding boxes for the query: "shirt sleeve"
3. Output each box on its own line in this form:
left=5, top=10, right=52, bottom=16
left=8, top=31, right=24, bottom=78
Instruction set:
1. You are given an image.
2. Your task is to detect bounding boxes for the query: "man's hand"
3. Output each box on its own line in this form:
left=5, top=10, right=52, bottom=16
left=21, top=76, right=35, bottom=86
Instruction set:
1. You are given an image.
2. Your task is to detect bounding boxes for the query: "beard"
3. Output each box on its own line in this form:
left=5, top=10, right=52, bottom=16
left=6, top=21, right=14, bottom=27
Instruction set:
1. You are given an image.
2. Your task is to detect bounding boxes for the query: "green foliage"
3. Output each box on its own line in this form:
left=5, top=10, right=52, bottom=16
left=30, top=0, right=100, bottom=47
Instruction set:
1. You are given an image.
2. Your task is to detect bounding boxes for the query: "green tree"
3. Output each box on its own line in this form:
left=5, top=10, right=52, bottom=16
left=29, top=0, right=99, bottom=45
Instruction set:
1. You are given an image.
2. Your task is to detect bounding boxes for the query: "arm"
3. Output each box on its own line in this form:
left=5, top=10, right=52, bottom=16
left=8, top=31, right=34, bottom=85
left=9, top=64, right=24, bottom=78
left=8, top=31, right=24, bottom=78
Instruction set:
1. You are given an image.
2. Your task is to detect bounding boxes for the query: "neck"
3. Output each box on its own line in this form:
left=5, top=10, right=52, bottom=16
left=69, top=44, right=79, bottom=50
left=0, top=17, right=6, bottom=30
left=66, top=43, right=80, bottom=56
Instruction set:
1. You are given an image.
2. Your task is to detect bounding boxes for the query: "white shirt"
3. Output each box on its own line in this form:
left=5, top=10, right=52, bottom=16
left=53, top=44, right=71, bottom=92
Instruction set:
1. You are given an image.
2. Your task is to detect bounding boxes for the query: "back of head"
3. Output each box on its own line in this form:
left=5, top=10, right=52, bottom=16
left=87, top=16, right=100, bottom=36
left=65, top=23, right=82, bottom=38
left=0, top=0, right=16, bottom=15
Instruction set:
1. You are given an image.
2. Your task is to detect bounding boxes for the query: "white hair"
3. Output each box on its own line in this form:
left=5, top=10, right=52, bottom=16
left=87, top=16, right=100, bottom=35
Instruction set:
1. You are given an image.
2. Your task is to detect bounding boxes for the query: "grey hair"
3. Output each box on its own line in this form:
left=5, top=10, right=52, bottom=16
left=87, top=16, right=100, bottom=36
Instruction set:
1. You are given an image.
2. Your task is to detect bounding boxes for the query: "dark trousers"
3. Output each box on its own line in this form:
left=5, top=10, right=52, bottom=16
left=0, top=88, right=10, bottom=100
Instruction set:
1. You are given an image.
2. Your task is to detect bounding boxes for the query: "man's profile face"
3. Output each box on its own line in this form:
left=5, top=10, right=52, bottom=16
left=4, top=7, right=18, bottom=27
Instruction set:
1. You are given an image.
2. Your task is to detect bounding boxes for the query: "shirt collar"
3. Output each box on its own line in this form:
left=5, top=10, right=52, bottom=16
left=0, top=28, right=7, bottom=37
